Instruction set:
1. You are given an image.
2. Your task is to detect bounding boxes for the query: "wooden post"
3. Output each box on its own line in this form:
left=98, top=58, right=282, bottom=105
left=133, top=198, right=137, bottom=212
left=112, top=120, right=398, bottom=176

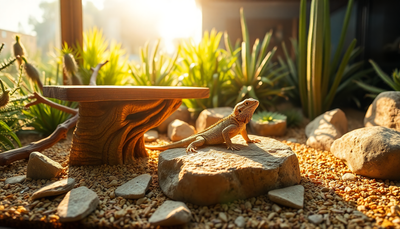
left=60, top=0, right=83, bottom=84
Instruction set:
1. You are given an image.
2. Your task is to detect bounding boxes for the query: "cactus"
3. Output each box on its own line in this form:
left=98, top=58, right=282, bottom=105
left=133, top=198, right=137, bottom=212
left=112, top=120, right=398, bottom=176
left=13, top=35, right=26, bottom=67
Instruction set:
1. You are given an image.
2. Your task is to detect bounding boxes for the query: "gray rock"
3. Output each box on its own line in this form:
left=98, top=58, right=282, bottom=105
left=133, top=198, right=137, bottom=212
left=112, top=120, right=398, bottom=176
left=157, top=106, right=190, bottom=133
left=342, top=173, right=356, bottom=181
left=115, top=174, right=152, bottom=199
left=308, top=214, right=323, bottom=225
left=268, top=185, right=304, bottom=209
left=144, top=130, right=158, bottom=142
left=5, top=175, right=26, bottom=185
left=364, top=91, right=400, bottom=131
left=149, top=200, right=191, bottom=226
left=31, top=178, right=76, bottom=200
left=234, top=216, right=246, bottom=228
left=168, top=119, right=196, bottom=141
left=250, top=119, right=287, bottom=137
left=331, top=126, right=400, bottom=180
left=196, top=107, right=233, bottom=132
left=158, top=135, right=301, bottom=205
left=305, top=108, right=348, bottom=151
left=26, top=152, right=63, bottom=179
left=57, top=186, right=99, bottom=222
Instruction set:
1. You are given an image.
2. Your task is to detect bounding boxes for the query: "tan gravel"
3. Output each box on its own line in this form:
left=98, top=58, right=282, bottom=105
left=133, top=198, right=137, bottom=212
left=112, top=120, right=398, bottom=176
left=1, top=111, right=400, bottom=228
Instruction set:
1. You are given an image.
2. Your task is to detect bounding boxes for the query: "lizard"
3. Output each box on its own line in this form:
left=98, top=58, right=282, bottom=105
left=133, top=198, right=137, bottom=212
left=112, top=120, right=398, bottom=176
left=145, top=98, right=261, bottom=153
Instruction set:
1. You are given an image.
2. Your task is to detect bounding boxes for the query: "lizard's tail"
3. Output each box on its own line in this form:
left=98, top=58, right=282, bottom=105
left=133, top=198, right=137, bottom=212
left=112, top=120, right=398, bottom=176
left=145, top=137, right=194, bottom=151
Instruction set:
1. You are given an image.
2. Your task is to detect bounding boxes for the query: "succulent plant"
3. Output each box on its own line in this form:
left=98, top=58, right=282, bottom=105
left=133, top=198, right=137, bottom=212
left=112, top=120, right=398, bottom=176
left=13, top=35, right=26, bottom=67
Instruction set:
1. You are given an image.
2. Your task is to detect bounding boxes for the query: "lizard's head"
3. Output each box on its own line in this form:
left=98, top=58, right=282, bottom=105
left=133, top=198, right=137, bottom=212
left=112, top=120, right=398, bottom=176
left=233, top=98, right=259, bottom=123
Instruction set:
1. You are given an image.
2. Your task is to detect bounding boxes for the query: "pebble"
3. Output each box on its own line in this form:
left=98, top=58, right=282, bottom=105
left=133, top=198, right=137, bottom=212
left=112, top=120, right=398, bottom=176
left=115, top=174, right=152, bottom=199
left=342, top=173, right=357, bottom=181
left=144, top=130, right=159, bottom=142
left=218, top=212, right=228, bottom=222
left=268, top=185, right=304, bottom=209
left=5, top=175, right=26, bottom=185
left=26, top=152, right=63, bottom=179
left=234, top=216, right=245, bottom=228
left=308, top=214, right=323, bottom=224
left=57, top=186, right=99, bottom=222
left=108, top=180, right=118, bottom=187
left=272, top=204, right=282, bottom=213
left=149, top=200, right=191, bottom=226
left=31, top=178, right=76, bottom=200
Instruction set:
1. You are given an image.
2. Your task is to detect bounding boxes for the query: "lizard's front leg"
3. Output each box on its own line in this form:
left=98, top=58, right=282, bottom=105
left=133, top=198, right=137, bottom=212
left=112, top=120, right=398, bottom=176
left=186, top=136, right=206, bottom=153
left=222, top=125, right=241, bottom=150
left=241, top=128, right=261, bottom=143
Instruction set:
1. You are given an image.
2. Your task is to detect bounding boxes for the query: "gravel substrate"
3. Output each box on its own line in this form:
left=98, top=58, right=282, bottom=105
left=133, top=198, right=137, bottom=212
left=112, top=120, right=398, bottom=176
left=1, top=110, right=400, bottom=229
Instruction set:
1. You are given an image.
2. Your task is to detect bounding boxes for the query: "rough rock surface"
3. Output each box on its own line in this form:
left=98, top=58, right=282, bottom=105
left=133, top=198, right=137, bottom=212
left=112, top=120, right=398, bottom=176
left=157, top=106, right=190, bottom=133
left=268, top=185, right=304, bottom=209
left=26, top=151, right=63, bottom=179
left=115, top=174, right=152, bottom=199
left=168, top=119, right=196, bottom=141
left=250, top=119, right=287, bottom=136
left=149, top=200, right=191, bottom=226
left=144, top=130, right=158, bottom=142
left=305, top=109, right=348, bottom=151
left=57, top=186, right=99, bottom=222
left=195, top=107, right=233, bottom=132
left=364, top=91, right=400, bottom=131
left=31, top=178, right=76, bottom=200
left=158, top=135, right=301, bottom=205
left=5, top=175, right=26, bottom=185
left=331, top=126, right=400, bottom=180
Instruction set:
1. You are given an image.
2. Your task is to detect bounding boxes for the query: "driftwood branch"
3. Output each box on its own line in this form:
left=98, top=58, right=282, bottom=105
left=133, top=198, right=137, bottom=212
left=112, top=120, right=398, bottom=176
left=26, top=92, right=78, bottom=115
left=0, top=61, right=109, bottom=166
left=0, top=114, right=79, bottom=166
left=89, top=60, right=108, bottom=86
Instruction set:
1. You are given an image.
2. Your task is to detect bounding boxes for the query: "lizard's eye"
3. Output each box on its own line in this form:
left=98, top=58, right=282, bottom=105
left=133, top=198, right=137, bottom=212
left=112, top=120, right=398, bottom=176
left=245, top=102, right=249, bottom=105
left=238, top=109, right=242, bottom=113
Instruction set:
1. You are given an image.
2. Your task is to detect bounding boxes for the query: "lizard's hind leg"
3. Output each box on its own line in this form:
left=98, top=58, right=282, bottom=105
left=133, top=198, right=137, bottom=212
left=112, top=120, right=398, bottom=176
left=186, top=136, right=205, bottom=153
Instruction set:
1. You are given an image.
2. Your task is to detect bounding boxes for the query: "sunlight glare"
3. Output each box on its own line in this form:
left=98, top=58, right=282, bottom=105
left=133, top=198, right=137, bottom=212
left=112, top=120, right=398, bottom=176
left=156, top=0, right=202, bottom=54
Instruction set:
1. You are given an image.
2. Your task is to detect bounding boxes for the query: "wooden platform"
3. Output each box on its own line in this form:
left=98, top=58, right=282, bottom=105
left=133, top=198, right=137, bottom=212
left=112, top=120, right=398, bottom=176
left=42, top=86, right=209, bottom=165
left=43, top=86, right=209, bottom=101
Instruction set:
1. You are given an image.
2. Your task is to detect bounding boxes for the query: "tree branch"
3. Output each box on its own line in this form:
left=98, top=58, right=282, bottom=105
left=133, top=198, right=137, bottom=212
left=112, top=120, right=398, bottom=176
left=26, top=92, right=78, bottom=115
left=89, top=60, right=108, bottom=86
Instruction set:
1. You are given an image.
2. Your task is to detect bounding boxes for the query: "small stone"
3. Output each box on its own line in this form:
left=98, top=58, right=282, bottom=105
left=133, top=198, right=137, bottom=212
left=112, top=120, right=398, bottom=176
left=168, top=119, right=196, bottom=141
left=136, top=197, right=146, bottom=205
left=234, top=216, right=245, bottom=228
left=218, top=212, right=228, bottom=222
left=108, top=176, right=118, bottom=181
left=31, top=178, right=76, bottom=200
left=268, top=185, right=304, bottom=209
left=57, top=186, right=99, bottom=222
left=26, top=152, right=63, bottom=179
left=342, top=173, right=356, bottom=181
left=149, top=200, right=191, bottom=226
left=308, top=214, right=323, bottom=225
left=108, top=180, right=118, bottom=187
left=115, top=174, right=152, bottom=199
left=305, top=108, right=348, bottom=151
left=321, top=187, right=329, bottom=192
left=244, top=201, right=252, bottom=210
left=5, top=175, right=26, bottom=185
left=144, top=130, right=158, bottom=142
left=271, top=204, right=282, bottom=213
left=196, top=107, right=233, bottom=132
left=157, top=106, right=190, bottom=133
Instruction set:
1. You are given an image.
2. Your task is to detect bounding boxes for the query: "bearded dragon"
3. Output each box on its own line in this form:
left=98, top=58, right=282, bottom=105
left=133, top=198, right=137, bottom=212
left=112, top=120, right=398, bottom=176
left=146, top=98, right=261, bottom=153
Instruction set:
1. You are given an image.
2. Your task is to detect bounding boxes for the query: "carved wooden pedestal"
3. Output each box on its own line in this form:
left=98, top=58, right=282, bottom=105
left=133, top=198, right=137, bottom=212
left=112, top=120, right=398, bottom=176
left=43, top=86, right=209, bottom=166
left=70, top=99, right=181, bottom=165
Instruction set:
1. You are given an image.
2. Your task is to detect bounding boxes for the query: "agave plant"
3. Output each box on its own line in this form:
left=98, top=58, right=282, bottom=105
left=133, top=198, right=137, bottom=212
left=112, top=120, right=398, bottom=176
left=280, top=0, right=372, bottom=119
left=76, top=27, right=130, bottom=85
left=176, top=29, right=236, bottom=115
left=130, top=39, right=180, bottom=86
left=224, top=8, right=290, bottom=110
left=355, top=60, right=400, bottom=97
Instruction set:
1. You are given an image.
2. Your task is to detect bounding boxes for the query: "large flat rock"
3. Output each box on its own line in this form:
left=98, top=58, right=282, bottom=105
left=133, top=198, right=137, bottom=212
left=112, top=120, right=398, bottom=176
left=158, top=135, right=300, bottom=205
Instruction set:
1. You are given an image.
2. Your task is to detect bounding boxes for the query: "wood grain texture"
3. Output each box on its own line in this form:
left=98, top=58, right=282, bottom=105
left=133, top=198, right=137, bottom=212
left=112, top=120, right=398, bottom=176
left=43, top=86, right=209, bottom=102
left=69, top=99, right=182, bottom=165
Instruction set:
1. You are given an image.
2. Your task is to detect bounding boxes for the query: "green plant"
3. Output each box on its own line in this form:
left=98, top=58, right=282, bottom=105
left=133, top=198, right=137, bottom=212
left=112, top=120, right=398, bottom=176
left=355, top=60, right=400, bottom=97
left=281, top=0, right=372, bottom=119
left=252, top=111, right=286, bottom=123
left=224, top=8, right=290, bottom=110
left=176, top=29, right=236, bottom=114
left=130, top=39, right=180, bottom=86
left=76, top=27, right=130, bottom=85
left=280, top=109, right=303, bottom=127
